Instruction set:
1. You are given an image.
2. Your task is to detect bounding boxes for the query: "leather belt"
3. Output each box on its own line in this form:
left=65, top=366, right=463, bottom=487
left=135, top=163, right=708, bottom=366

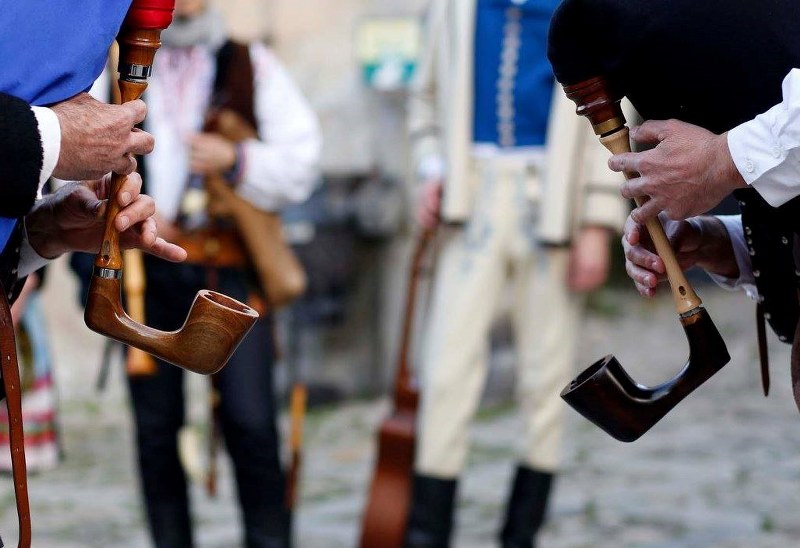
left=0, top=280, right=31, bottom=548
left=172, top=229, right=248, bottom=269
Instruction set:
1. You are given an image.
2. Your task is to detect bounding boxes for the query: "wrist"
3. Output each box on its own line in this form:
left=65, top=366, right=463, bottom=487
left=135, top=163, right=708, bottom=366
left=693, top=216, right=739, bottom=279
left=714, top=132, right=746, bottom=192
left=23, top=199, right=62, bottom=260
left=223, top=143, right=245, bottom=185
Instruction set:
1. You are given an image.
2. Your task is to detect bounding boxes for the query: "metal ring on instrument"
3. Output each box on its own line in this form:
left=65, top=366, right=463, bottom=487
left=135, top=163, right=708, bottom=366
left=93, top=267, right=123, bottom=280
left=119, top=63, right=153, bottom=81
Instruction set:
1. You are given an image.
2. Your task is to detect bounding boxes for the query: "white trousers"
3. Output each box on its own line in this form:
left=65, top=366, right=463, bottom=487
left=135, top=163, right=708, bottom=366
left=416, top=158, right=581, bottom=477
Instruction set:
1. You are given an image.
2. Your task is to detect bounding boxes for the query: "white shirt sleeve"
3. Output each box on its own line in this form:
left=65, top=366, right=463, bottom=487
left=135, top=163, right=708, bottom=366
left=727, top=68, right=800, bottom=207
left=702, top=214, right=758, bottom=299
left=30, top=106, right=61, bottom=193
left=16, top=107, right=62, bottom=277
left=234, top=43, right=322, bottom=211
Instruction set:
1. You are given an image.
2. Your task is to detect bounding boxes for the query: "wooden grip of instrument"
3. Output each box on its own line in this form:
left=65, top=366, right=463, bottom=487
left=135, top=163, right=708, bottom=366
left=562, top=76, right=701, bottom=315
left=95, top=32, right=152, bottom=270
left=599, top=129, right=702, bottom=315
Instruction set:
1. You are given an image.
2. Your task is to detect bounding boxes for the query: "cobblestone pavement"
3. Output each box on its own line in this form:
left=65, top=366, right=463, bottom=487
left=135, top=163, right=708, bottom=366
left=1, top=259, right=800, bottom=547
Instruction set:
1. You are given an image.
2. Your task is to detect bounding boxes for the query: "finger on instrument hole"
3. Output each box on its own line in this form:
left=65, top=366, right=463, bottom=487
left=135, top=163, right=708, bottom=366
left=123, top=99, right=148, bottom=126
left=623, top=216, right=643, bottom=246
left=630, top=199, right=662, bottom=224
left=625, top=257, right=658, bottom=288
left=625, top=242, right=664, bottom=274
left=137, top=217, right=159, bottom=247
left=116, top=195, right=155, bottom=232
left=608, top=151, right=646, bottom=174
left=116, top=172, right=142, bottom=206
left=129, top=128, right=155, bottom=156
left=619, top=175, right=652, bottom=200
left=114, top=153, right=138, bottom=175
left=629, top=119, right=672, bottom=145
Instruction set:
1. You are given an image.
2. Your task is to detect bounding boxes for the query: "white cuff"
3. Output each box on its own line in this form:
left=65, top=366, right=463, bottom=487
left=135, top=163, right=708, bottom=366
left=18, top=218, right=53, bottom=278
left=727, top=69, right=800, bottom=208
left=704, top=214, right=759, bottom=300
left=31, top=106, right=61, bottom=194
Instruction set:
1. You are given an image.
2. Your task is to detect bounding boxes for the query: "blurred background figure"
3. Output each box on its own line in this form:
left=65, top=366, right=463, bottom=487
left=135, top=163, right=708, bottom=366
left=404, top=1, right=626, bottom=546
left=123, top=0, right=321, bottom=546
left=0, top=269, right=62, bottom=474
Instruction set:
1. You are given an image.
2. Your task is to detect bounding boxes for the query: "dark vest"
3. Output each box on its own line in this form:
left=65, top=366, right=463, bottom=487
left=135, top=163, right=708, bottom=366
left=207, top=41, right=258, bottom=131
left=736, top=189, right=800, bottom=343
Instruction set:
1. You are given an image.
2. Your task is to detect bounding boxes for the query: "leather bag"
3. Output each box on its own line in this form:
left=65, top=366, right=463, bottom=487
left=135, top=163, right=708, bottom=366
left=205, top=109, right=307, bottom=308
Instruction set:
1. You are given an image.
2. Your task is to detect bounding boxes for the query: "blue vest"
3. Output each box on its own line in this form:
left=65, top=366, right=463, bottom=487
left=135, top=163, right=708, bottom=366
left=0, top=0, right=131, bottom=250
left=473, top=0, right=559, bottom=148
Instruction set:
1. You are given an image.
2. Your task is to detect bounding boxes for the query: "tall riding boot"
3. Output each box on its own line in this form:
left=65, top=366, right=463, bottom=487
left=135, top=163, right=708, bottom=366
left=404, top=473, right=458, bottom=548
left=499, top=465, right=554, bottom=548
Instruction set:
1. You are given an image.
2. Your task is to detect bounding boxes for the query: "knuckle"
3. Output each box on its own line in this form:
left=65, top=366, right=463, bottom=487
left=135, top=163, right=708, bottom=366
left=663, top=119, right=679, bottom=134
left=118, top=161, right=134, bottom=175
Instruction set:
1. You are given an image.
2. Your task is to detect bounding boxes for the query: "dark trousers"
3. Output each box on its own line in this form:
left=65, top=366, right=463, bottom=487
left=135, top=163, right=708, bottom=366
left=128, top=258, right=289, bottom=548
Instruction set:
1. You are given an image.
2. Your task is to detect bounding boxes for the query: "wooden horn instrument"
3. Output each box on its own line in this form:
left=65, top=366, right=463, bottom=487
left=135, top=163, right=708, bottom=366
left=557, top=77, right=730, bottom=441
left=84, top=0, right=258, bottom=376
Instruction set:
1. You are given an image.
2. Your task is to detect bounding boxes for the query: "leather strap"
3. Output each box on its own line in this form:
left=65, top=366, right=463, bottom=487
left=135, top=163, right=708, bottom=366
left=171, top=228, right=248, bottom=269
left=757, top=302, right=770, bottom=397
left=0, top=281, right=31, bottom=548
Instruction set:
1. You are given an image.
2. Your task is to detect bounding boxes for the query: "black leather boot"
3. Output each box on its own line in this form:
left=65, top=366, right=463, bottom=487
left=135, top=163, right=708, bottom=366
left=499, top=465, right=554, bottom=548
left=404, top=473, right=458, bottom=548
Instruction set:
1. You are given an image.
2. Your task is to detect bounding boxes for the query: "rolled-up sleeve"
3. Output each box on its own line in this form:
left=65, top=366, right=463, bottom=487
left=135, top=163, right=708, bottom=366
left=703, top=214, right=758, bottom=299
left=31, top=106, right=60, bottom=191
left=728, top=68, right=800, bottom=208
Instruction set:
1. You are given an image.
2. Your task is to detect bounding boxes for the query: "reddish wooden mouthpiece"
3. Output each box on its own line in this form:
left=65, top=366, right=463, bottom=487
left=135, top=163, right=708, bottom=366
left=562, top=76, right=625, bottom=137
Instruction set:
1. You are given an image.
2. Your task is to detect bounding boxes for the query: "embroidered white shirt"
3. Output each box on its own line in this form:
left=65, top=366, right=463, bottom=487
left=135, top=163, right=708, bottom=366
left=146, top=42, right=322, bottom=221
